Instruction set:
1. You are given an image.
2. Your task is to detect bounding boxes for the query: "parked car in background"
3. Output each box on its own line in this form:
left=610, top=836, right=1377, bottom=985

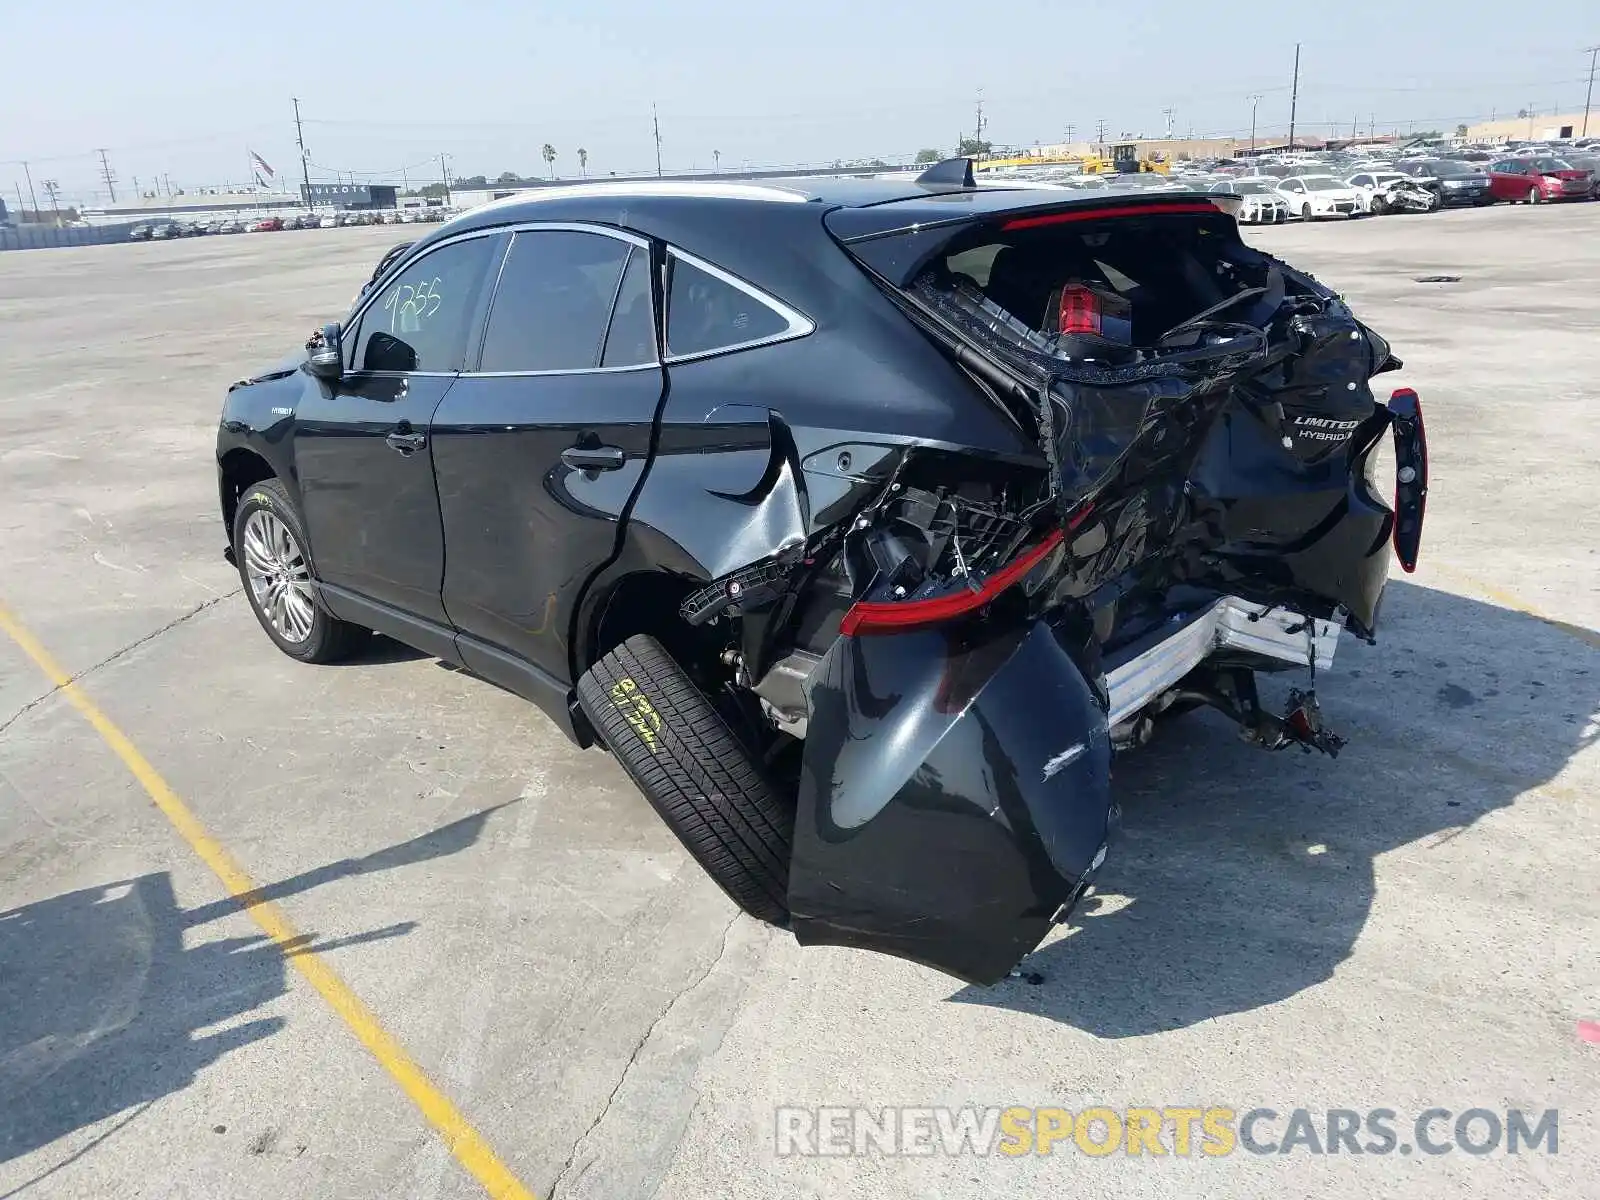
left=1208, top=177, right=1289, bottom=223
left=318, top=214, right=340, bottom=228
left=1563, top=155, right=1600, bottom=197
left=1345, top=171, right=1439, bottom=214
left=1398, top=159, right=1494, bottom=206
left=249, top=217, right=283, bottom=232
left=129, top=224, right=152, bottom=241
left=1275, top=175, right=1362, bottom=219
left=150, top=222, right=182, bottom=240
left=1487, top=157, right=1594, bottom=203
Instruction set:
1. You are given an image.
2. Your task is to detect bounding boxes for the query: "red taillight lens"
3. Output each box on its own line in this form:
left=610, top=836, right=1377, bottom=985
left=840, top=529, right=1067, bottom=637
left=1058, top=284, right=1101, bottom=335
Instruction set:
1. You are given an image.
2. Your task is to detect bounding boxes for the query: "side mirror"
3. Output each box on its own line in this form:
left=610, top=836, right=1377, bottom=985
left=307, top=323, right=343, bottom=381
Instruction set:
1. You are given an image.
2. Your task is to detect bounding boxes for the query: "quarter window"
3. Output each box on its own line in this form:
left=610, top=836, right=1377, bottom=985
left=479, top=230, right=632, bottom=372
left=601, top=248, right=658, bottom=368
left=666, top=256, right=793, bottom=358
left=353, top=235, right=497, bottom=373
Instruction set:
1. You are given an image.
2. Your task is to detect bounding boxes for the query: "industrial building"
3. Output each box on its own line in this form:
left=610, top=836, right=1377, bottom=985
left=1464, top=112, right=1592, bottom=142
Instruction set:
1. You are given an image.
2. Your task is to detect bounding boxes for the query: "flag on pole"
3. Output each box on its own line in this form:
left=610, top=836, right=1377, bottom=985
left=249, top=150, right=275, bottom=179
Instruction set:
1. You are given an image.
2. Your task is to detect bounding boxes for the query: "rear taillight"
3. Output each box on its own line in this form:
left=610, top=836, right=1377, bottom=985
left=1387, top=388, right=1427, bottom=573
left=1058, top=284, right=1101, bottom=335
left=840, top=529, right=1067, bottom=637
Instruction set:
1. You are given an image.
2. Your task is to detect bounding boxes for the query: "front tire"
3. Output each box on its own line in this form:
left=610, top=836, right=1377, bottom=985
left=1527, top=185, right=1542, bottom=205
left=1301, top=203, right=1314, bottom=221
left=578, top=634, right=793, bottom=924
left=233, top=478, right=370, bottom=663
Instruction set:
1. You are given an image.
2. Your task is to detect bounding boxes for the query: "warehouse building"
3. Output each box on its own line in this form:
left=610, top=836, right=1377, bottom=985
left=1465, top=113, right=1591, bottom=142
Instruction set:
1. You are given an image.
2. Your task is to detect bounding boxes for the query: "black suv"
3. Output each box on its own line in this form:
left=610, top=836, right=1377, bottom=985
left=218, top=167, right=1426, bottom=983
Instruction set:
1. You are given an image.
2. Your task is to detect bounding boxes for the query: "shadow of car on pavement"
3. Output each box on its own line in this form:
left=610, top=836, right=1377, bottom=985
left=951, top=578, right=1596, bottom=1034
left=0, top=803, right=512, bottom=1171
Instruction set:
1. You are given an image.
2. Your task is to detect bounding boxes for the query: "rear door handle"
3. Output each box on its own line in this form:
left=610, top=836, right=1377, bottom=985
left=560, top=445, right=626, bottom=472
left=386, top=430, right=427, bottom=454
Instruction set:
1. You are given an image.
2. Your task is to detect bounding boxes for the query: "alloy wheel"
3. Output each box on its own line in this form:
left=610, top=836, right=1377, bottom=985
left=242, top=509, right=316, bottom=643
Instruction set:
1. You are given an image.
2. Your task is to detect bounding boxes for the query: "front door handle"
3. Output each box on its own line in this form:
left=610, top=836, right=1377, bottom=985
left=560, top=445, right=626, bottom=472
left=386, top=430, right=427, bottom=454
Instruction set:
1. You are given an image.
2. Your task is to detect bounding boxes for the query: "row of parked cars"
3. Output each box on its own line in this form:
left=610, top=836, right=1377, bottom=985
left=999, top=139, right=1599, bottom=224
left=129, top=207, right=455, bottom=241
left=1188, top=142, right=1600, bottom=223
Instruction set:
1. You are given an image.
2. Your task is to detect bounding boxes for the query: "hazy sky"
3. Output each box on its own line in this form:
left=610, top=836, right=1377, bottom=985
left=3, top=0, right=1596, bottom=203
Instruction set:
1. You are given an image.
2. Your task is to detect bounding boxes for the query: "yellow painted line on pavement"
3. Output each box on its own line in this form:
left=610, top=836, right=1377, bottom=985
left=1427, top=563, right=1600, bottom=651
left=0, top=602, right=537, bottom=1200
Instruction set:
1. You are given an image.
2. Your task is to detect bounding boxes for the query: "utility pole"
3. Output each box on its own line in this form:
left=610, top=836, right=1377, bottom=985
left=1162, top=106, right=1175, bottom=139
left=652, top=103, right=663, bottom=177
left=1287, top=43, right=1301, bottom=149
left=1095, top=118, right=1108, bottom=148
left=1065, top=123, right=1075, bottom=145
left=96, top=149, right=117, bottom=203
left=1582, top=45, right=1598, bottom=137
left=21, top=161, right=39, bottom=217
left=42, top=178, right=62, bottom=225
left=1370, top=112, right=1375, bottom=138
left=163, top=173, right=173, bottom=197
left=438, top=153, right=452, bottom=205
left=293, top=97, right=313, bottom=208
left=974, top=89, right=986, bottom=159
left=1528, top=102, right=1535, bottom=138
left=1248, top=94, right=1262, bottom=152
left=14, top=182, right=26, bottom=221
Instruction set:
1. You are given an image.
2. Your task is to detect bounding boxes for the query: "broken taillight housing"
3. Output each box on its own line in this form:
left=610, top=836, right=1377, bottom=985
left=840, top=530, right=1065, bottom=636
left=1058, top=284, right=1101, bottom=335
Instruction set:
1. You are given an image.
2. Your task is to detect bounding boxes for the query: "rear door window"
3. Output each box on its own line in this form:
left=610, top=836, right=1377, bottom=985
left=664, top=254, right=802, bottom=359
left=352, top=235, right=498, bottom=373
left=478, top=230, right=632, bottom=372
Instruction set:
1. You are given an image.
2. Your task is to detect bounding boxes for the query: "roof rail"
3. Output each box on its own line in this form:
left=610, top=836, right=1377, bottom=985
left=915, top=157, right=976, bottom=188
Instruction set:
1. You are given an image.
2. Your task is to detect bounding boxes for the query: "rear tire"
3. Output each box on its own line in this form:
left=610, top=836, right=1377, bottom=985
left=578, top=634, right=794, bottom=924
left=233, top=478, right=371, bottom=664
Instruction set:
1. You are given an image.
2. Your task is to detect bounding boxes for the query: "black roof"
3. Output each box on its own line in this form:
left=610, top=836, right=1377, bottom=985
left=433, top=177, right=1220, bottom=242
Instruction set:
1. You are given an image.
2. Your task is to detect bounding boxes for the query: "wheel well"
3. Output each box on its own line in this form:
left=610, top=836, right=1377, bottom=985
left=219, top=448, right=276, bottom=540
left=587, top=573, right=722, bottom=683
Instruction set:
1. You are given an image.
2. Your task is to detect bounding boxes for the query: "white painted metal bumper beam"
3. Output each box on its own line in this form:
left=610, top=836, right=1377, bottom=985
left=1105, top=598, right=1342, bottom=727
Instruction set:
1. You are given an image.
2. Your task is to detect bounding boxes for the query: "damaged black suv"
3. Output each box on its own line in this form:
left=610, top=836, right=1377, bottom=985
left=217, top=163, right=1428, bottom=985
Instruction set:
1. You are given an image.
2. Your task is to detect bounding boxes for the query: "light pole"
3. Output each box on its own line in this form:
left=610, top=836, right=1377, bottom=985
left=41, top=179, right=62, bottom=225
left=1248, top=94, right=1263, bottom=153
left=1287, top=43, right=1301, bottom=149
left=1583, top=45, right=1598, bottom=137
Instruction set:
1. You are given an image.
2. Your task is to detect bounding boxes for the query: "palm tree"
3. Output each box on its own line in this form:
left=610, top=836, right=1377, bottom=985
left=542, top=143, right=556, bottom=178
left=712, top=149, right=721, bottom=172
left=577, top=148, right=588, bottom=176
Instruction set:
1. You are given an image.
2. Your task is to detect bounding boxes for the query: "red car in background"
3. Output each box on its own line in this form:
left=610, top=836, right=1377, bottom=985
left=249, top=216, right=285, bottom=232
left=1488, top=157, right=1595, bottom=203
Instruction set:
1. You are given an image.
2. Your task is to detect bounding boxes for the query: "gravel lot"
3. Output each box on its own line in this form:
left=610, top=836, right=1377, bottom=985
left=1, top=205, right=1596, bottom=1199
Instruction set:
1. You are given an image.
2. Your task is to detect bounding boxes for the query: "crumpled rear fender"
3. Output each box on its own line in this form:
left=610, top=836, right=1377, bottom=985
left=788, top=616, right=1113, bottom=985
